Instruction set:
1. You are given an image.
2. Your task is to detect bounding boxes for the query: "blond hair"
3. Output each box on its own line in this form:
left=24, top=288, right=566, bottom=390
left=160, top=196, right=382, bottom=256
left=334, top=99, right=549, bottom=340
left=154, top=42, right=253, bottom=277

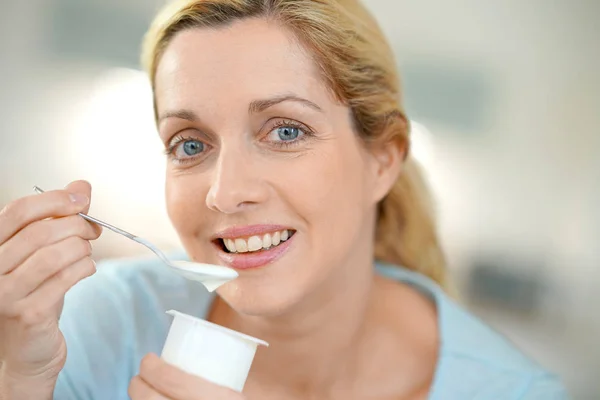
left=141, top=0, right=449, bottom=289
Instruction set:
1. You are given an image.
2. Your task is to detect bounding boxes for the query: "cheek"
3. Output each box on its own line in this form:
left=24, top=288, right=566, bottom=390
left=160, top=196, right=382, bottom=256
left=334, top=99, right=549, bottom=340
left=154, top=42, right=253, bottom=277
left=165, top=172, right=209, bottom=236
left=284, top=136, right=372, bottom=240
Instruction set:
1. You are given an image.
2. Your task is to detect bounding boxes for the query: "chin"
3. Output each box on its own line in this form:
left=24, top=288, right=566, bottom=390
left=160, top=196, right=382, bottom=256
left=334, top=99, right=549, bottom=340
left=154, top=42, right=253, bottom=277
left=216, top=276, right=310, bottom=318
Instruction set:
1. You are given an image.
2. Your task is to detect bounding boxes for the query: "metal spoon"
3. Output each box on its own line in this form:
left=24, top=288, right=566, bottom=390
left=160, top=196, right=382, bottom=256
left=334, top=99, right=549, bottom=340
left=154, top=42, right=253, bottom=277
left=32, top=186, right=237, bottom=291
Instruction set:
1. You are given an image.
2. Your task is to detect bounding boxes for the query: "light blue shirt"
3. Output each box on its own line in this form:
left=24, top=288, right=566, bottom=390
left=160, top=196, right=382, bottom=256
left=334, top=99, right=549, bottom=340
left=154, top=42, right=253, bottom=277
left=54, top=255, right=568, bottom=399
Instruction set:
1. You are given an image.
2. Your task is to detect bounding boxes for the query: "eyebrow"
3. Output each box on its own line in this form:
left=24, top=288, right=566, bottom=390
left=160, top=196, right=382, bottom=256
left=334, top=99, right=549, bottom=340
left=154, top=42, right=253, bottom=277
left=158, top=109, right=198, bottom=123
left=248, top=94, right=323, bottom=114
left=158, top=94, right=323, bottom=123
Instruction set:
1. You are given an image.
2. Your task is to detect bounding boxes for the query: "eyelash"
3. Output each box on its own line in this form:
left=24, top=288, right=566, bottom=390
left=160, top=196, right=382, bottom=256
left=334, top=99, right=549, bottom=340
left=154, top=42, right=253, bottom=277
left=164, top=119, right=314, bottom=164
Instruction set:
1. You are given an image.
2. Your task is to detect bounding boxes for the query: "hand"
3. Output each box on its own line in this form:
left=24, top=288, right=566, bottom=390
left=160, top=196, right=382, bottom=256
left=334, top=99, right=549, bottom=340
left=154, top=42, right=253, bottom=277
left=129, top=353, right=246, bottom=400
left=0, top=181, right=102, bottom=394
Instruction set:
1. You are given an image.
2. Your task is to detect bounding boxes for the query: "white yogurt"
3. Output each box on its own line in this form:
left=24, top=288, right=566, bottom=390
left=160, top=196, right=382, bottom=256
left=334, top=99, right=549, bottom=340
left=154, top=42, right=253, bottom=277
left=168, top=260, right=238, bottom=292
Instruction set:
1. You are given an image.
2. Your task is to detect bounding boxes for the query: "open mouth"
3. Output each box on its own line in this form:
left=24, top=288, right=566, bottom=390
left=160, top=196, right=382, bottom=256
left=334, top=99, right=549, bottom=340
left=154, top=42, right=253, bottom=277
left=215, top=229, right=296, bottom=254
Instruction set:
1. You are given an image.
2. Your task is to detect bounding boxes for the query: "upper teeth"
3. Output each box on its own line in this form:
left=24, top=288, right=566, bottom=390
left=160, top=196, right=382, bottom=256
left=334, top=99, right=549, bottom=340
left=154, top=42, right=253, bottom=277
left=223, top=230, right=292, bottom=253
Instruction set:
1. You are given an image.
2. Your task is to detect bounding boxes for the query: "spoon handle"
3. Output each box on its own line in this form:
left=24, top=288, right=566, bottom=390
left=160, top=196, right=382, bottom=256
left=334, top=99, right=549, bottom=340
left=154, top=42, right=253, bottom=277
left=33, top=186, right=171, bottom=266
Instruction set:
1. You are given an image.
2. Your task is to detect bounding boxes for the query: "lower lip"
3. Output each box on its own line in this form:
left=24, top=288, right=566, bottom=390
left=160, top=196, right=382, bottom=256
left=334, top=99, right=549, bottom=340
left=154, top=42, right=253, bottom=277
left=215, top=235, right=294, bottom=270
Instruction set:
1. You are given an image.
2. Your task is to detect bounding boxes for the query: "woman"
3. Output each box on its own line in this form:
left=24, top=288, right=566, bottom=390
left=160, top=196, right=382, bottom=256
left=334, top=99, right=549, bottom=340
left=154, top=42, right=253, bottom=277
left=0, top=0, right=567, bottom=399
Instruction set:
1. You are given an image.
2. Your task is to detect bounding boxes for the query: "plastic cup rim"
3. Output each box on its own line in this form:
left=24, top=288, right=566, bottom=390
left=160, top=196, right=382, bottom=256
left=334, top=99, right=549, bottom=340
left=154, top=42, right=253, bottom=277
left=166, top=310, right=269, bottom=347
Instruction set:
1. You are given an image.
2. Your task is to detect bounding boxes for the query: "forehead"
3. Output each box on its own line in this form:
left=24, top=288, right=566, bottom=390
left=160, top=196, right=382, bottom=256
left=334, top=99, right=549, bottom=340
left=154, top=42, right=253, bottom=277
left=154, top=18, right=328, bottom=113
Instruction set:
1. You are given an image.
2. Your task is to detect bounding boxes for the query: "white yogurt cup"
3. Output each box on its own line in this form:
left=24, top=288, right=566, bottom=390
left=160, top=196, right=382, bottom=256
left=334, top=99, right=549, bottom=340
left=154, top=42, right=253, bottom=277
left=161, top=310, right=268, bottom=392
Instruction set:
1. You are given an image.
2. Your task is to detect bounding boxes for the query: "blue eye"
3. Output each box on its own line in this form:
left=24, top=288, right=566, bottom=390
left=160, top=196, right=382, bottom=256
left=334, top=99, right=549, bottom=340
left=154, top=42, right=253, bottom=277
left=182, top=140, right=204, bottom=156
left=277, top=126, right=300, bottom=141
left=267, top=123, right=306, bottom=144
left=167, top=137, right=207, bottom=162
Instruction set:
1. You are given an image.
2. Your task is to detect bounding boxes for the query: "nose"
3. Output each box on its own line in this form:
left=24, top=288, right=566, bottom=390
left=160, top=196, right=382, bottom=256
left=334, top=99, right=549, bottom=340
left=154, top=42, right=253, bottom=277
left=205, top=145, right=269, bottom=214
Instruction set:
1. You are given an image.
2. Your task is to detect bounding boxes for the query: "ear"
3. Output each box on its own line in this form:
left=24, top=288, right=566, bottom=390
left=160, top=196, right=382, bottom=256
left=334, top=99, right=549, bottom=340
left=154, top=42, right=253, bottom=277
left=368, top=137, right=406, bottom=203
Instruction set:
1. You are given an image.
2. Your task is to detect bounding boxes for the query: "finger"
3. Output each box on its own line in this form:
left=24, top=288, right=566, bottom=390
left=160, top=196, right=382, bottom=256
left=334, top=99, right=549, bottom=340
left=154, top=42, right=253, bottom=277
left=0, top=188, right=89, bottom=246
left=128, top=375, right=170, bottom=400
left=0, top=214, right=101, bottom=275
left=4, top=236, right=92, bottom=301
left=139, top=353, right=244, bottom=400
left=6, top=257, right=96, bottom=323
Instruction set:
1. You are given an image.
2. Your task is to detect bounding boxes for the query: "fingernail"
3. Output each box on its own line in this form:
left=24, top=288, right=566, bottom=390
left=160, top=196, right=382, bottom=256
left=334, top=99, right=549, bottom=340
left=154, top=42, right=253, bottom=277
left=69, top=193, right=89, bottom=205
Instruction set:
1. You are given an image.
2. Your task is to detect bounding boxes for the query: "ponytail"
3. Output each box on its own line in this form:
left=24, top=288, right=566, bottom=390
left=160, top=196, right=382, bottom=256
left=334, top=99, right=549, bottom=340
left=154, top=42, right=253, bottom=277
left=374, top=156, right=448, bottom=289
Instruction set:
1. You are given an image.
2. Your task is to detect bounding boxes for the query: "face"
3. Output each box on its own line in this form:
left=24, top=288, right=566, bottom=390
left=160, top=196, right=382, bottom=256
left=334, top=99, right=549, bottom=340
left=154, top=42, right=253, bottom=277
left=155, top=18, right=401, bottom=316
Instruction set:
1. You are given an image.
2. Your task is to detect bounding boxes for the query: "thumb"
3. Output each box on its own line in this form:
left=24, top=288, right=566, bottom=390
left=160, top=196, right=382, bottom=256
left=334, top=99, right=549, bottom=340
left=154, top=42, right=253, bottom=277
left=63, top=180, right=102, bottom=249
left=64, top=180, right=92, bottom=214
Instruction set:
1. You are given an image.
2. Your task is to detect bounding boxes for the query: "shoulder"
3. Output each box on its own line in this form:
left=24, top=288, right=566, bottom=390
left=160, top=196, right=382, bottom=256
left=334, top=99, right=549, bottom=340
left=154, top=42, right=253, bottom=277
left=433, top=299, right=568, bottom=399
left=60, top=252, right=215, bottom=345
left=375, top=263, right=569, bottom=400
left=65, top=252, right=214, bottom=317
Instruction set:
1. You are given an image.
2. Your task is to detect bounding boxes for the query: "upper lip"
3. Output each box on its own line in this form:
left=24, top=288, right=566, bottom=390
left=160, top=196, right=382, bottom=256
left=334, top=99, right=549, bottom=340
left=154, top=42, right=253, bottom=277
left=212, top=224, right=294, bottom=240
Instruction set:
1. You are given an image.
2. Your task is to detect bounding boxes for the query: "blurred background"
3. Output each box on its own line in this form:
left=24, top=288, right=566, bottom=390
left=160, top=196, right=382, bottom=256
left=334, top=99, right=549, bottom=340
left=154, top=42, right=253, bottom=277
left=0, top=0, right=598, bottom=397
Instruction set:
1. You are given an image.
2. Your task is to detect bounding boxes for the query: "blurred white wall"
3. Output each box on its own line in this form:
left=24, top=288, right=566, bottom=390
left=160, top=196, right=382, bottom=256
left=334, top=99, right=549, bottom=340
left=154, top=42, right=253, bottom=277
left=0, top=0, right=598, bottom=397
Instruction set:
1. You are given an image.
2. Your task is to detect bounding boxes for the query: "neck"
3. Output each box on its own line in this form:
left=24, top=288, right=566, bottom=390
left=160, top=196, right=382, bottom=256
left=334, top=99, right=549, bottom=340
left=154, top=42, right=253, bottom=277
left=211, top=254, right=379, bottom=395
